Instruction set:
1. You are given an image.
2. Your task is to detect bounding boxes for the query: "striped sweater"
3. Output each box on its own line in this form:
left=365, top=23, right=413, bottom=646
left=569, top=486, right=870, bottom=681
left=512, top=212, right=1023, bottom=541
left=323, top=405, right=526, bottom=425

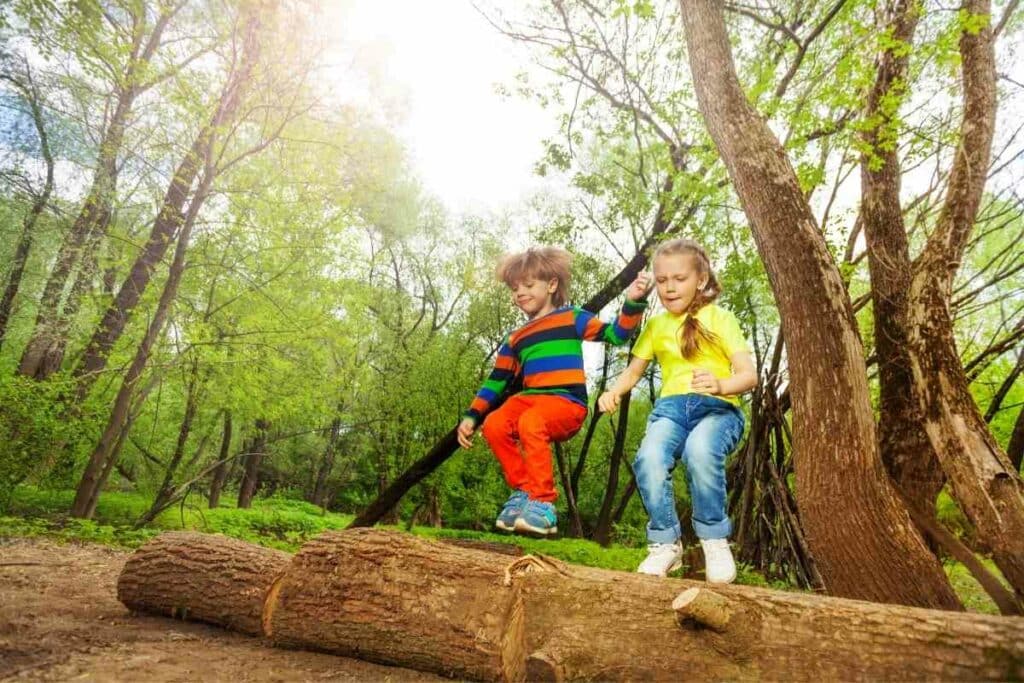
left=465, top=300, right=647, bottom=424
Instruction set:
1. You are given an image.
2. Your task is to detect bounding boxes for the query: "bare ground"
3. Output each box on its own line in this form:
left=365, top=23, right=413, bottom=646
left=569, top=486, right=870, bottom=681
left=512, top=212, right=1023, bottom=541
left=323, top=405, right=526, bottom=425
left=0, top=537, right=447, bottom=682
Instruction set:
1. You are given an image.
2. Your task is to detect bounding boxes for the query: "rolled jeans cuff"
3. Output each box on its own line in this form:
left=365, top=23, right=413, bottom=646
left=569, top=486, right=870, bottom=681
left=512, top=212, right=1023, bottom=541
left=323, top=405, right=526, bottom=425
left=646, top=521, right=683, bottom=544
left=693, top=516, right=732, bottom=540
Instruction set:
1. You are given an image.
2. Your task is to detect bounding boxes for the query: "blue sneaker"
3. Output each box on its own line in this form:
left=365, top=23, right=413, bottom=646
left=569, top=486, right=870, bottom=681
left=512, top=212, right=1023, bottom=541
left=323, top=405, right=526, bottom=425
left=495, top=490, right=528, bottom=532
left=514, top=499, right=558, bottom=536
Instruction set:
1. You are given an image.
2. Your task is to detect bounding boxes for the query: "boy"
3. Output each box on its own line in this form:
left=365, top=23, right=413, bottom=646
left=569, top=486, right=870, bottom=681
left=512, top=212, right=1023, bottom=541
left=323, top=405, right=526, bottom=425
left=457, top=246, right=650, bottom=535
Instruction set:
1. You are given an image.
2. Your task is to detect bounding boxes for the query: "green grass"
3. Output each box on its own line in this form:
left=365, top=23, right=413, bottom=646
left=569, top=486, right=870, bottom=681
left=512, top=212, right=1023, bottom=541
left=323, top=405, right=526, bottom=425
left=944, top=557, right=1009, bottom=616
left=1, top=486, right=354, bottom=552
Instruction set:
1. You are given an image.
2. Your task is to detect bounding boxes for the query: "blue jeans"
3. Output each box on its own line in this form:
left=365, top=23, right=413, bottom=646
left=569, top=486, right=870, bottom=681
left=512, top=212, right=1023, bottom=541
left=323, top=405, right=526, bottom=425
left=634, top=394, right=745, bottom=543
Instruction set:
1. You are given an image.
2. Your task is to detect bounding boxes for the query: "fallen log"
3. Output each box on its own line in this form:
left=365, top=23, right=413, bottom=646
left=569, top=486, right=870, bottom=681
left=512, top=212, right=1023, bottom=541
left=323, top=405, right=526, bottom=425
left=119, top=529, right=1024, bottom=681
left=117, top=531, right=289, bottom=636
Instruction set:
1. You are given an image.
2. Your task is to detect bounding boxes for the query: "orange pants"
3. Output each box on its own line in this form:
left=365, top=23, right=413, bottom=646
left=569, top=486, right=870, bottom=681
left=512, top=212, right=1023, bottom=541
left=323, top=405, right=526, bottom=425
left=480, top=394, right=587, bottom=502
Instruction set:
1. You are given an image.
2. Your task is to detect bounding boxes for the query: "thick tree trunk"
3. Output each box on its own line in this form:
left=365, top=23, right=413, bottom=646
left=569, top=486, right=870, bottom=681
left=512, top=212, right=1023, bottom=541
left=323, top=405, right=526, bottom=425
left=117, top=531, right=290, bottom=637
left=122, top=529, right=1024, bottom=682
left=237, top=419, right=270, bottom=509
left=677, top=0, right=959, bottom=608
left=208, top=410, right=233, bottom=508
left=902, top=0, right=1024, bottom=600
left=859, top=0, right=945, bottom=515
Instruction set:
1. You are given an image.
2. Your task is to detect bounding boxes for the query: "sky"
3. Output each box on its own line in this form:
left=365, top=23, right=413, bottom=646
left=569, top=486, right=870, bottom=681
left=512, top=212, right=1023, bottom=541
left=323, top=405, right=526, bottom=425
left=332, top=0, right=562, bottom=215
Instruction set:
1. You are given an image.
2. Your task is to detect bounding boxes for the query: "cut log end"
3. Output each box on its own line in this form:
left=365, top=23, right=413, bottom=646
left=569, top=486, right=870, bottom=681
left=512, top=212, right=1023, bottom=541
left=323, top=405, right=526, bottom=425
left=673, top=587, right=734, bottom=632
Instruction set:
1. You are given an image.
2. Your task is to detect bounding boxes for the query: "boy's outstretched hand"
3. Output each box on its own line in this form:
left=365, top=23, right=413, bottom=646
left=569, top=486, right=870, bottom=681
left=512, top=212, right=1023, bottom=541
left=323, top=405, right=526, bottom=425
left=625, top=272, right=652, bottom=302
left=457, top=417, right=476, bottom=449
left=598, top=390, right=621, bottom=414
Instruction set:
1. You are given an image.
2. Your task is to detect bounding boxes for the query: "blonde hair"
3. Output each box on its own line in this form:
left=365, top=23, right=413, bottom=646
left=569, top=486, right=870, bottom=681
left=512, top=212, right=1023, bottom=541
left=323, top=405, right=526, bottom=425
left=653, top=238, right=722, bottom=360
left=496, top=246, right=573, bottom=307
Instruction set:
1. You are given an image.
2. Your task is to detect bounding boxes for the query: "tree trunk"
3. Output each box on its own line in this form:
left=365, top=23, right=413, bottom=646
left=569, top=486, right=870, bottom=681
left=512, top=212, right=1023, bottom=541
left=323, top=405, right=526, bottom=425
left=592, top=391, right=631, bottom=546
left=678, top=0, right=959, bottom=609
left=237, top=419, right=270, bottom=509
left=902, top=0, right=1024, bottom=600
left=117, top=531, right=290, bottom=637
left=859, top=0, right=946, bottom=515
left=208, top=410, right=233, bottom=508
left=122, top=529, right=1024, bottom=682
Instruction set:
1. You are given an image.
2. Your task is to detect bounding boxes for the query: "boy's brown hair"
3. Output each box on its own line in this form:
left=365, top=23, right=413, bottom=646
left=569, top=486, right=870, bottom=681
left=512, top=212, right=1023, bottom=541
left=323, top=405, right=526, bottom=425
left=496, top=246, right=573, bottom=307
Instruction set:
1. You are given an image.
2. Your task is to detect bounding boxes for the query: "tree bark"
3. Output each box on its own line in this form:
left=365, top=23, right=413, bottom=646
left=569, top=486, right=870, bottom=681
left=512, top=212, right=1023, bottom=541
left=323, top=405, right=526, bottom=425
left=122, top=529, right=1024, bottom=682
left=678, top=0, right=959, bottom=608
left=859, top=0, right=945, bottom=515
left=237, top=419, right=270, bottom=509
left=117, top=531, right=290, bottom=637
left=208, top=410, right=233, bottom=508
left=902, top=0, right=1024, bottom=600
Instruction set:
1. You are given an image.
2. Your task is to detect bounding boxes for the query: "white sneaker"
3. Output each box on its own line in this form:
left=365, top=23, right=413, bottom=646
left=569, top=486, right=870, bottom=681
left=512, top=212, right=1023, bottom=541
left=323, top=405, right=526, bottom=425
left=700, top=538, right=736, bottom=584
left=636, top=541, right=683, bottom=577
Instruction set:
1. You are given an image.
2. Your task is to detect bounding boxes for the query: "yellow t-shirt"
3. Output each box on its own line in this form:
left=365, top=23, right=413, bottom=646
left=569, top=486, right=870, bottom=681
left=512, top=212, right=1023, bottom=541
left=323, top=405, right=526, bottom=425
left=632, top=304, right=750, bottom=406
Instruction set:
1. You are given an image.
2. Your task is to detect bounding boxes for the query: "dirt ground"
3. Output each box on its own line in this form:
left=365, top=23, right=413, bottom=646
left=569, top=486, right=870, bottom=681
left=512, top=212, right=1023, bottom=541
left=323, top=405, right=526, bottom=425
left=0, top=537, right=447, bottom=682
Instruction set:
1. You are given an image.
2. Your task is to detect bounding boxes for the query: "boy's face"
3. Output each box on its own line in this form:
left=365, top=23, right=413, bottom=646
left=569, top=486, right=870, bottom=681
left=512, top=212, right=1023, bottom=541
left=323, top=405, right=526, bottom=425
left=511, top=277, right=559, bottom=318
left=653, top=253, right=706, bottom=315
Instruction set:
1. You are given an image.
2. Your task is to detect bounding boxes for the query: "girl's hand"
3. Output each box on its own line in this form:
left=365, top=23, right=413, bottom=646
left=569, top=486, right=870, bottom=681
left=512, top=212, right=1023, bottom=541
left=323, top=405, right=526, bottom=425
left=457, top=418, right=477, bottom=449
left=692, top=368, right=721, bottom=395
left=625, top=272, right=652, bottom=302
left=598, top=390, right=622, bottom=414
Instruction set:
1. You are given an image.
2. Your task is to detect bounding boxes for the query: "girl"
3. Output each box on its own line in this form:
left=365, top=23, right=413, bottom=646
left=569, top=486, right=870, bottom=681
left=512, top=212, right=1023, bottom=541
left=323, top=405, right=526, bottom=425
left=598, top=238, right=756, bottom=582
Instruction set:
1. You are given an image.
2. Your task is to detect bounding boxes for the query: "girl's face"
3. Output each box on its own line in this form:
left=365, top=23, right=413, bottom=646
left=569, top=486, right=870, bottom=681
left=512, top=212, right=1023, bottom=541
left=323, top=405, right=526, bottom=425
left=653, top=252, right=707, bottom=315
left=511, top=277, right=558, bottom=318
